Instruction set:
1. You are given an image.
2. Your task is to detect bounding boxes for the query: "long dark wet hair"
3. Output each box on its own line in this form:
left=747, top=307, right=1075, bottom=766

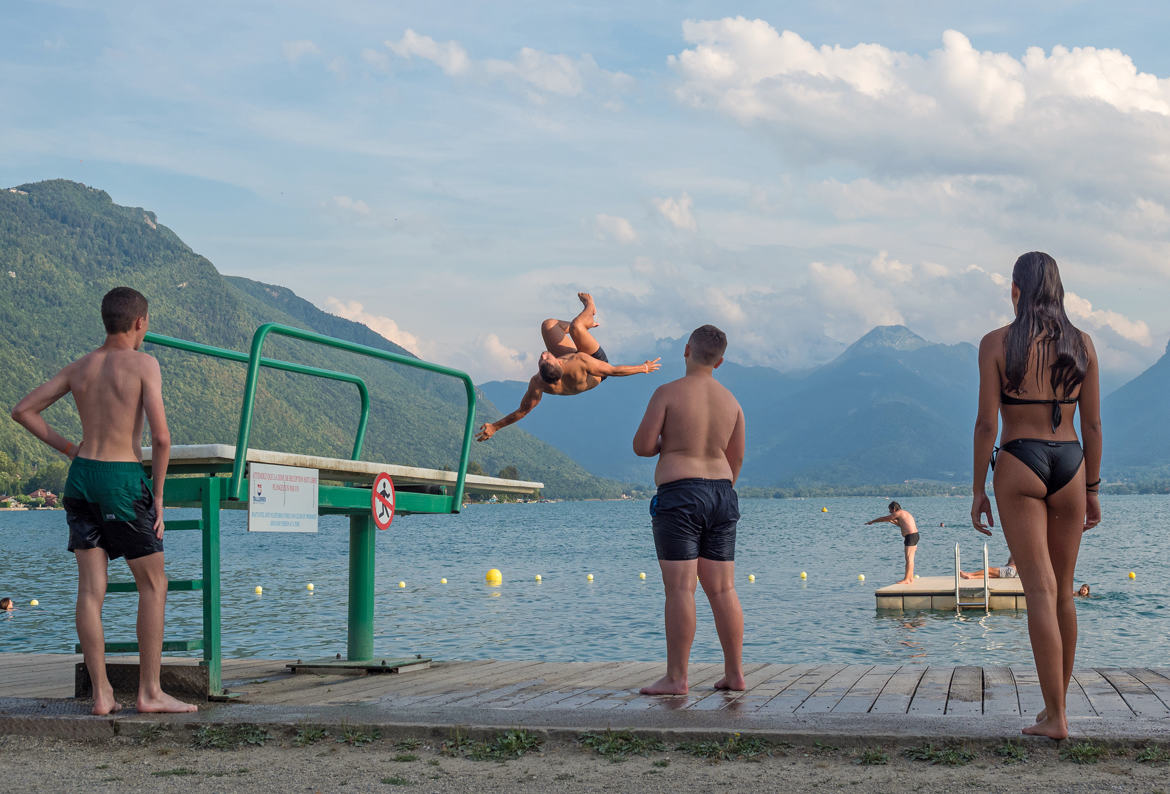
left=1004, top=252, right=1088, bottom=396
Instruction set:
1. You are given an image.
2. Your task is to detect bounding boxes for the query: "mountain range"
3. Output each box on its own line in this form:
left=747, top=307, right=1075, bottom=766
left=0, top=180, right=621, bottom=498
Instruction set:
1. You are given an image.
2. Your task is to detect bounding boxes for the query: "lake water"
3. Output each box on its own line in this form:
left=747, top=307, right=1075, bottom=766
left=1, top=495, right=1165, bottom=667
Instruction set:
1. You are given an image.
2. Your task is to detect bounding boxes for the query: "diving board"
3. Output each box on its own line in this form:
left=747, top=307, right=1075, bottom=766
left=144, top=444, right=544, bottom=495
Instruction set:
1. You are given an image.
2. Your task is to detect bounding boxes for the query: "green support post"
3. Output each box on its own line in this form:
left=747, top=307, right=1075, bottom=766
left=347, top=513, right=377, bottom=661
left=201, top=477, right=223, bottom=695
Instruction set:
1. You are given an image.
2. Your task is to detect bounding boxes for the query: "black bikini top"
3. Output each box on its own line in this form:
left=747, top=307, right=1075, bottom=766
left=1000, top=393, right=1078, bottom=433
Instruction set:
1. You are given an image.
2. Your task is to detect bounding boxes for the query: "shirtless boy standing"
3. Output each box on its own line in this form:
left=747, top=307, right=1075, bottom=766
left=865, top=501, right=920, bottom=585
left=11, top=287, right=196, bottom=714
left=632, top=325, right=746, bottom=695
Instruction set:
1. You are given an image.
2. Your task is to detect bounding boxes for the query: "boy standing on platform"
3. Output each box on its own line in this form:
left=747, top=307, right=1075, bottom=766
left=633, top=325, right=746, bottom=695
left=865, top=501, right=921, bottom=585
left=11, top=287, right=196, bottom=715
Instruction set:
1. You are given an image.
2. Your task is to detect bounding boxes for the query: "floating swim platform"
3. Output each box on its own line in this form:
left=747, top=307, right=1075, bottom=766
left=875, top=576, right=1026, bottom=611
left=143, top=444, right=544, bottom=495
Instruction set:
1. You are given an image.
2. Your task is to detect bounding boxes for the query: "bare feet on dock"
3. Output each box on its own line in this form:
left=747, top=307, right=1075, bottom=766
left=92, top=686, right=122, bottom=716
left=896, top=578, right=914, bottom=585
left=1022, top=714, right=1068, bottom=740
left=137, top=692, right=198, bottom=713
left=713, top=674, right=747, bottom=691
left=640, top=675, right=688, bottom=696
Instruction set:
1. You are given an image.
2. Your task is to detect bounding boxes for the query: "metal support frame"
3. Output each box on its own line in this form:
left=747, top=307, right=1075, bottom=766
left=954, top=542, right=991, bottom=614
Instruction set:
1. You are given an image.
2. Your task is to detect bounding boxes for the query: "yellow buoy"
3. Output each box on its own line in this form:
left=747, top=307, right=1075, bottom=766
left=858, top=574, right=865, bottom=582
left=485, top=568, right=502, bottom=585
left=821, top=507, right=828, bottom=512
left=639, top=572, right=647, bottom=580
left=1129, top=571, right=1136, bottom=580
left=587, top=573, right=594, bottom=582
left=398, top=581, right=406, bottom=588
left=440, top=578, right=447, bottom=584
left=800, top=571, right=807, bottom=580
left=254, top=586, right=262, bottom=595
left=534, top=574, right=542, bottom=582
left=29, top=599, right=39, bottom=606
left=306, top=583, right=314, bottom=592
left=748, top=574, right=756, bottom=583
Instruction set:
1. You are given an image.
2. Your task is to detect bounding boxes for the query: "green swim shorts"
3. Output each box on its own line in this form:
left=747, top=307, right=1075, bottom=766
left=63, top=457, right=161, bottom=560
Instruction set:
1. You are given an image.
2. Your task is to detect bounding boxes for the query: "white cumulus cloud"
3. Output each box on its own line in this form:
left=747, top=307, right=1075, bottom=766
left=330, top=195, right=371, bottom=216
left=282, top=40, right=320, bottom=63
left=593, top=213, right=637, bottom=244
left=653, top=193, right=697, bottom=232
left=323, top=298, right=422, bottom=354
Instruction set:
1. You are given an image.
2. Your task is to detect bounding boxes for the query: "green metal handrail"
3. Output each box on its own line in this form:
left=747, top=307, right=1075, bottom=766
left=144, top=332, right=372, bottom=461
left=231, top=323, right=476, bottom=511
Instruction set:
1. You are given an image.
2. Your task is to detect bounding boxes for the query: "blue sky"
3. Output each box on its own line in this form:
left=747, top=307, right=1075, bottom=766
left=4, top=1, right=1169, bottom=385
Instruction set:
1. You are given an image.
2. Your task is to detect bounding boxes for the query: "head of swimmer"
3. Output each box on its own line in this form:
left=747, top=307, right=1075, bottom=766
left=0, top=597, right=13, bottom=611
left=1078, top=583, right=1090, bottom=597
left=684, top=324, right=727, bottom=369
left=888, top=501, right=901, bottom=514
left=538, top=351, right=564, bottom=385
left=101, top=286, right=150, bottom=349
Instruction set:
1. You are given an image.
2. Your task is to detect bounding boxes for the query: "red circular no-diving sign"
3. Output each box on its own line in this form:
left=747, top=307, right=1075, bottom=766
left=371, top=472, right=396, bottom=530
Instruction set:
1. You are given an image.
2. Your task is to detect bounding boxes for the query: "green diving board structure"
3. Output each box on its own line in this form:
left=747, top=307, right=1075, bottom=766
left=84, top=322, right=542, bottom=698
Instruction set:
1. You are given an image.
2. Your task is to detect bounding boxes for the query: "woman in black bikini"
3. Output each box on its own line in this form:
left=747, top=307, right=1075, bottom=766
left=971, top=251, right=1102, bottom=740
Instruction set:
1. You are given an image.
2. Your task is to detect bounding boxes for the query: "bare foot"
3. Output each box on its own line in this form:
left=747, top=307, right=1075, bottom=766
left=92, top=685, right=122, bottom=716
left=714, top=674, right=747, bottom=691
left=577, top=292, right=600, bottom=326
left=1022, top=714, right=1068, bottom=740
left=137, top=691, right=198, bottom=713
left=960, top=573, right=976, bottom=580
left=896, top=578, right=914, bottom=585
left=640, top=675, right=688, bottom=696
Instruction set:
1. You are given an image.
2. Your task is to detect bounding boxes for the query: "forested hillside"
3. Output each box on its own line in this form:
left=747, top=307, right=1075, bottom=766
left=0, top=180, right=621, bottom=498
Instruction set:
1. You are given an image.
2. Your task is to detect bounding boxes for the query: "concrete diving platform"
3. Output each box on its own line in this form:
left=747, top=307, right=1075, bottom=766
left=144, top=444, right=544, bottom=495
left=875, top=576, right=1026, bottom=611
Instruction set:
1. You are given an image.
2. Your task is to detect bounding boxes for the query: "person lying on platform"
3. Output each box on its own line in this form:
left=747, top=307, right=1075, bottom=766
left=865, top=502, right=920, bottom=585
left=0, top=597, right=13, bottom=611
left=10, top=287, right=197, bottom=716
left=960, top=555, right=1018, bottom=579
left=475, top=292, right=661, bottom=441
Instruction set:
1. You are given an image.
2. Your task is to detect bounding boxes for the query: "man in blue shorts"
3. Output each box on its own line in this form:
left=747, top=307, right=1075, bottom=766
left=12, top=287, right=196, bottom=715
left=633, top=324, right=746, bottom=695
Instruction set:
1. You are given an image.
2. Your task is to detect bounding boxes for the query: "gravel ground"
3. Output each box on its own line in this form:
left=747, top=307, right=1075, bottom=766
left=1, top=729, right=1168, bottom=793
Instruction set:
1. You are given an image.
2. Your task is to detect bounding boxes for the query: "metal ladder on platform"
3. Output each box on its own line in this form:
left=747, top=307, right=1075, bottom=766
left=954, top=542, right=990, bottom=613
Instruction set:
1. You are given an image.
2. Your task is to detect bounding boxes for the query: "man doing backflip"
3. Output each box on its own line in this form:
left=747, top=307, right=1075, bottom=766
left=476, top=292, right=661, bottom=441
left=633, top=324, right=746, bottom=695
left=865, top=501, right=920, bottom=585
left=11, top=287, right=197, bottom=715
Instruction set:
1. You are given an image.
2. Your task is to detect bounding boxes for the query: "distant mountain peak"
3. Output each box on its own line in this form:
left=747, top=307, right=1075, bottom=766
left=845, top=325, right=928, bottom=354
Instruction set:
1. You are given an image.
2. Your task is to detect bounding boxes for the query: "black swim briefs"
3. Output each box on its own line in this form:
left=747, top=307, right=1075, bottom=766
left=903, top=532, right=920, bottom=547
left=591, top=346, right=609, bottom=381
left=63, top=458, right=162, bottom=561
left=650, top=478, right=739, bottom=561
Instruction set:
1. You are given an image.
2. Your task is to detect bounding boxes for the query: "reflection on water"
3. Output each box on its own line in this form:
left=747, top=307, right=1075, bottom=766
left=0, top=495, right=1165, bottom=666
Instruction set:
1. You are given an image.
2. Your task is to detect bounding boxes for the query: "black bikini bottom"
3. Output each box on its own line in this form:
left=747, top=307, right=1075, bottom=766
left=994, top=439, right=1084, bottom=496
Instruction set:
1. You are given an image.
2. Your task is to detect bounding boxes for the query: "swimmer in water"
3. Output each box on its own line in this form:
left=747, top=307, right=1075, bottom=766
left=0, top=597, right=13, bottom=611
left=476, top=292, right=661, bottom=441
left=1076, top=583, right=1090, bottom=597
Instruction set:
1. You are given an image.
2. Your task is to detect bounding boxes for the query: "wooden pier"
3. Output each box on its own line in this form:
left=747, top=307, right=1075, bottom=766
left=3, top=654, right=1169, bottom=739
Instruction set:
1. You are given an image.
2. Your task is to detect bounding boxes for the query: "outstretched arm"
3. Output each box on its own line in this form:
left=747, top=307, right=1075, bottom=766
left=584, top=356, right=661, bottom=378
left=10, top=365, right=79, bottom=458
left=477, top=378, right=544, bottom=441
left=632, top=387, right=667, bottom=457
left=865, top=515, right=894, bottom=526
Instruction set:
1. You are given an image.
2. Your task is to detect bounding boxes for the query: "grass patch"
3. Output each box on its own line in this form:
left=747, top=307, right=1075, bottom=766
left=439, top=732, right=475, bottom=758
left=855, top=748, right=889, bottom=766
left=151, top=767, right=197, bottom=777
left=192, top=725, right=271, bottom=750
left=206, top=769, right=249, bottom=777
left=381, top=775, right=414, bottom=786
left=676, top=733, right=772, bottom=762
left=652, top=759, right=670, bottom=768
left=995, top=741, right=1029, bottom=764
left=337, top=726, right=381, bottom=747
left=393, top=753, right=419, bottom=763
left=294, top=726, right=330, bottom=747
left=467, top=730, right=544, bottom=762
left=135, top=724, right=166, bottom=745
left=1136, top=744, right=1170, bottom=764
left=579, top=730, right=666, bottom=761
left=395, top=738, right=422, bottom=751
left=903, top=743, right=976, bottom=766
left=1060, top=741, right=1108, bottom=765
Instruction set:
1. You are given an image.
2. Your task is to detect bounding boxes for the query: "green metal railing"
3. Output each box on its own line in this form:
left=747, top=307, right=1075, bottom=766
left=144, top=332, right=372, bottom=461
left=230, top=322, right=477, bottom=511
